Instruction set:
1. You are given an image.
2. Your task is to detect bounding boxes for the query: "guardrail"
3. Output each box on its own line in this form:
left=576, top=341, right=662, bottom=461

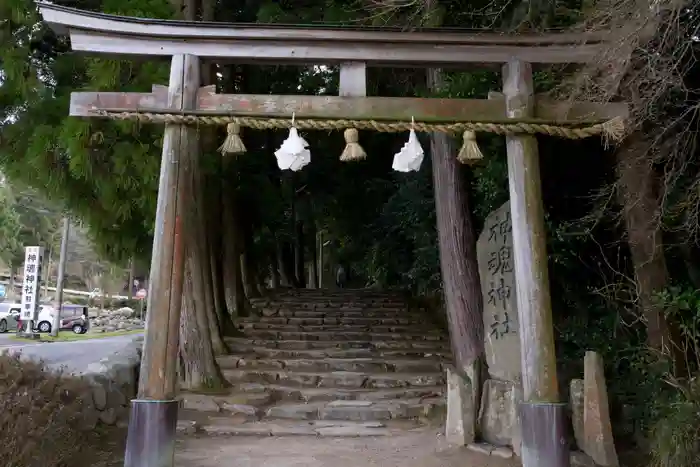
left=0, top=280, right=130, bottom=300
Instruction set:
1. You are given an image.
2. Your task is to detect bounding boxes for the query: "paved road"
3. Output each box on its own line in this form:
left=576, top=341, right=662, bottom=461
left=0, top=332, right=142, bottom=374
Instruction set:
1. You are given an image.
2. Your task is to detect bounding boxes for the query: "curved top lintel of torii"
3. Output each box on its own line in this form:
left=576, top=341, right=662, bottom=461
left=35, top=1, right=618, bottom=67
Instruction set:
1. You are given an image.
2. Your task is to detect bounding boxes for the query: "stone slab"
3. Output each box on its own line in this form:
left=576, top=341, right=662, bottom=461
left=315, top=426, right=391, bottom=437
left=467, top=443, right=514, bottom=459
left=266, top=403, right=320, bottom=420
left=478, top=379, right=516, bottom=447
left=445, top=366, right=475, bottom=446
left=583, top=351, right=619, bottom=466
left=570, top=378, right=585, bottom=451
left=179, top=393, right=221, bottom=412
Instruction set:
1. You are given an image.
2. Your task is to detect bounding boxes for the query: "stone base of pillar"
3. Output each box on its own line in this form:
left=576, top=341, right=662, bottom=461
left=124, top=399, right=179, bottom=467
left=520, top=402, right=570, bottom=467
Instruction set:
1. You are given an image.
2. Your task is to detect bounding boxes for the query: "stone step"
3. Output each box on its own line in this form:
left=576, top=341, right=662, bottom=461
left=219, top=355, right=445, bottom=374
left=179, top=391, right=274, bottom=414
left=221, top=346, right=450, bottom=360
left=241, top=329, right=445, bottom=342
left=256, top=309, right=423, bottom=318
left=178, top=418, right=406, bottom=437
left=258, top=305, right=413, bottom=312
left=237, top=323, right=440, bottom=334
left=239, top=316, right=427, bottom=326
left=264, top=397, right=445, bottom=422
left=223, top=369, right=445, bottom=389
left=258, top=297, right=405, bottom=303
left=253, top=292, right=404, bottom=299
left=225, top=337, right=449, bottom=352
left=182, top=384, right=445, bottom=410
left=234, top=383, right=446, bottom=403
left=253, top=297, right=406, bottom=305
left=226, top=338, right=449, bottom=352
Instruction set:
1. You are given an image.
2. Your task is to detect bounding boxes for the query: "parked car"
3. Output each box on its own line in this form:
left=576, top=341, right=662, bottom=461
left=0, top=302, right=21, bottom=333
left=58, top=306, right=89, bottom=334
left=34, top=305, right=59, bottom=333
left=35, top=305, right=89, bottom=334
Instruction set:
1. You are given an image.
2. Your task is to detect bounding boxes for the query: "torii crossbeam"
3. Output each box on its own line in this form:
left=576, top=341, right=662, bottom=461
left=36, top=3, right=627, bottom=467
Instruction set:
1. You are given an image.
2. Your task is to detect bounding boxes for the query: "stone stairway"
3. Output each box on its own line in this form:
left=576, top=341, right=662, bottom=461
left=178, top=289, right=451, bottom=437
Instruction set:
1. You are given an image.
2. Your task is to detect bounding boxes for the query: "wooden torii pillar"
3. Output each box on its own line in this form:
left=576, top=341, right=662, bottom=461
left=36, top=3, right=627, bottom=467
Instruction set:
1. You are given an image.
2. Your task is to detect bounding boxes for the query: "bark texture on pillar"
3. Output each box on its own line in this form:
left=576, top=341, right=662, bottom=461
left=427, top=68, right=485, bottom=371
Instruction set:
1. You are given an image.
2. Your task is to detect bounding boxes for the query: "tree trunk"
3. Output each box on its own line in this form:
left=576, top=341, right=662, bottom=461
left=616, top=133, right=676, bottom=355
left=9, top=265, right=15, bottom=300
left=185, top=153, right=228, bottom=357
left=239, top=222, right=261, bottom=299
left=205, top=148, right=236, bottom=336
left=309, top=223, right=319, bottom=288
left=270, top=252, right=280, bottom=289
left=427, top=68, right=485, bottom=371
left=222, top=213, right=250, bottom=318
left=198, top=0, right=233, bottom=344
left=277, top=240, right=294, bottom=287
left=294, top=219, right=306, bottom=288
left=176, top=0, right=228, bottom=388
left=178, top=136, right=227, bottom=383
left=179, top=261, right=228, bottom=390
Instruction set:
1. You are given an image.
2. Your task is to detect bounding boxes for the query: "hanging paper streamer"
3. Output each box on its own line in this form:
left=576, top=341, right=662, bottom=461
left=391, top=119, right=424, bottom=172
left=274, top=114, right=311, bottom=171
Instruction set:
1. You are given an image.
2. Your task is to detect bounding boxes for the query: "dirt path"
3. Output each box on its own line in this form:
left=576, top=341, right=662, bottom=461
left=175, top=429, right=520, bottom=467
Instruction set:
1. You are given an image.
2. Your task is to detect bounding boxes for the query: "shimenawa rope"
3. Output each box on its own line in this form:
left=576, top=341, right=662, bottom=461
left=94, top=109, right=626, bottom=163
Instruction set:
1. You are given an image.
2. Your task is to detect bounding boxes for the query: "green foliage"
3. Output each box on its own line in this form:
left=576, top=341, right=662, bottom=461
left=0, top=0, right=169, bottom=263
left=0, top=183, right=62, bottom=267
left=658, top=287, right=700, bottom=370
left=650, top=377, right=700, bottom=467
left=0, top=185, right=23, bottom=266
left=644, top=287, right=700, bottom=467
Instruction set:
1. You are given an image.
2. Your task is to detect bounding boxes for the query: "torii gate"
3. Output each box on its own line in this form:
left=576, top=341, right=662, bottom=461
left=36, top=3, right=627, bottom=467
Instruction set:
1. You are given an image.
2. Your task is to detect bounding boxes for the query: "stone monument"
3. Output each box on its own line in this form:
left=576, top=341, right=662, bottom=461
left=477, top=201, right=521, bottom=382
left=476, top=201, right=522, bottom=453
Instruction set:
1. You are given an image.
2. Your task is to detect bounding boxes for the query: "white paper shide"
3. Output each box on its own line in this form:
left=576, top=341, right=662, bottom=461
left=275, top=127, right=311, bottom=172
left=392, top=129, right=424, bottom=172
left=20, top=246, right=44, bottom=322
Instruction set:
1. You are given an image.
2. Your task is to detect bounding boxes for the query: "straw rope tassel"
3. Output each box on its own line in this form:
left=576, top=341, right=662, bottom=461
left=600, top=116, right=625, bottom=148
left=218, top=122, right=247, bottom=155
left=339, top=128, right=367, bottom=162
left=457, top=130, right=483, bottom=165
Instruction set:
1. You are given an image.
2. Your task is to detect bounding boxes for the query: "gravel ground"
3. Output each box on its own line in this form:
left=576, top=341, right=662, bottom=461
left=175, top=429, right=521, bottom=467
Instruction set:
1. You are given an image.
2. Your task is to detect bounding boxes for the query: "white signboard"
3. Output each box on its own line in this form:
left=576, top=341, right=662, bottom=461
left=20, top=246, right=44, bottom=322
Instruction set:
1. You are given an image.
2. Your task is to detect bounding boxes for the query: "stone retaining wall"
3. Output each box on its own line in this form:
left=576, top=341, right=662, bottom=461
left=80, top=336, right=143, bottom=427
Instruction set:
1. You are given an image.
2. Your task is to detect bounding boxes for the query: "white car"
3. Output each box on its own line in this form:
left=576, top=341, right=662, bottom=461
left=35, top=305, right=57, bottom=333
left=35, top=305, right=89, bottom=334
left=0, top=302, right=21, bottom=333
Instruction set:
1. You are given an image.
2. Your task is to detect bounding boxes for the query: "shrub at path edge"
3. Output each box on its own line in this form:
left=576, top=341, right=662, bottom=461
left=0, top=352, right=126, bottom=467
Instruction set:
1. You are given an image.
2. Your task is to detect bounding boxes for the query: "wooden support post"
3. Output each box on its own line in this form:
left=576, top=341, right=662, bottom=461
left=502, top=60, right=568, bottom=467
left=124, top=54, right=200, bottom=467
left=339, top=62, right=367, bottom=97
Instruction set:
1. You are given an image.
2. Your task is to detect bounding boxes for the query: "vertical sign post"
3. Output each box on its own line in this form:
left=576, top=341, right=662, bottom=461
left=20, top=246, right=44, bottom=334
